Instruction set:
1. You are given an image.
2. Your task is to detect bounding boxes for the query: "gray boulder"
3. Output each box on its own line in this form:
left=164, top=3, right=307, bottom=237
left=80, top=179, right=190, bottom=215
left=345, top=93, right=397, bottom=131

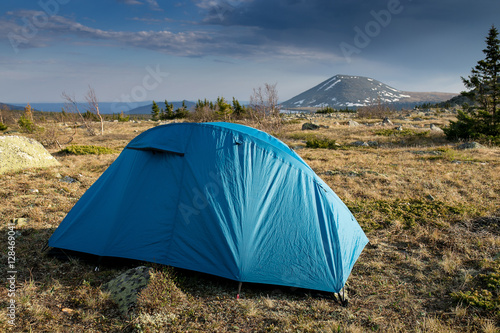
left=302, top=123, right=320, bottom=130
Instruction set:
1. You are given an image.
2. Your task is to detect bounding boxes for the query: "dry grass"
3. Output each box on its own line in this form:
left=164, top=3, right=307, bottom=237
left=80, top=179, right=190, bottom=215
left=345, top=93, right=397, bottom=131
left=1, top=113, right=499, bottom=332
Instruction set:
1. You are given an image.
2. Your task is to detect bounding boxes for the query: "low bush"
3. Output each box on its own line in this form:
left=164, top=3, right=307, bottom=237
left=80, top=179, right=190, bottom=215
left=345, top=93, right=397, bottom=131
left=0, top=122, right=7, bottom=131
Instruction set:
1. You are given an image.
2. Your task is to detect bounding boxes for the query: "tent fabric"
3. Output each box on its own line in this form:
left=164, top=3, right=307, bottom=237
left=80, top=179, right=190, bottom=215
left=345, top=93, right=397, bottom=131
left=49, top=122, right=368, bottom=293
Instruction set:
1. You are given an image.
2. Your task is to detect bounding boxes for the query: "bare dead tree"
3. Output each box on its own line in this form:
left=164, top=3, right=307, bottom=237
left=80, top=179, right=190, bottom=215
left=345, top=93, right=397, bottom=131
left=85, top=86, right=103, bottom=135
left=249, top=86, right=265, bottom=124
left=249, top=82, right=282, bottom=132
left=62, top=91, right=96, bottom=136
left=0, top=104, right=7, bottom=124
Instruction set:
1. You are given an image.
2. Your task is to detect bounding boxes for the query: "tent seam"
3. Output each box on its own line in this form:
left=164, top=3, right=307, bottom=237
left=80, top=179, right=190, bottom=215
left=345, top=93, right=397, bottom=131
left=166, top=125, right=195, bottom=261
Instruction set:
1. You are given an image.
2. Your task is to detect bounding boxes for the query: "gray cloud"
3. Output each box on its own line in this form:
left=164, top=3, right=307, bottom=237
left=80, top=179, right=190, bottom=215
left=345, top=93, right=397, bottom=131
left=195, top=0, right=500, bottom=64
left=1, top=9, right=343, bottom=62
left=1, top=10, right=210, bottom=55
left=3, top=0, right=500, bottom=70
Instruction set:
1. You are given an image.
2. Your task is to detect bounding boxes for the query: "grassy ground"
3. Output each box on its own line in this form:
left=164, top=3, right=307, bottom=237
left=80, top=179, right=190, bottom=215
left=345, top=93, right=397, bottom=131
left=1, top=113, right=499, bottom=332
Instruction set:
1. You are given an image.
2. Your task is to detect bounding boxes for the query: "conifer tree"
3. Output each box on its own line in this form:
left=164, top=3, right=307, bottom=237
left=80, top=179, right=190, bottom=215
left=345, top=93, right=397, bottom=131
left=165, top=100, right=174, bottom=119
left=446, top=25, right=500, bottom=142
left=151, top=101, right=160, bottom=120
left=232, top=97, right=246, bottom=118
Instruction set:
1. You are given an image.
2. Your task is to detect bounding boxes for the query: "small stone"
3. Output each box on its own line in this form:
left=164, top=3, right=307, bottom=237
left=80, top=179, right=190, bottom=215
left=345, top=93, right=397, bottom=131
left=29, top=189, right=39, bottom=193
left=382, top=117, right=393, bottom=126
left=348, top=120, right=361, bottom=127
left=395, top=126, right=403, bottom=131
left=426, top=194, right=435, bottom=201
left=12, top=218, right=30, bottom=227
left=60, top=176, right=77, bottom=183
left=351, top=141, right=369, bottom=147
left=430, top=124, right=444, bottom=132
left=61, top=308, right=75, bottom=315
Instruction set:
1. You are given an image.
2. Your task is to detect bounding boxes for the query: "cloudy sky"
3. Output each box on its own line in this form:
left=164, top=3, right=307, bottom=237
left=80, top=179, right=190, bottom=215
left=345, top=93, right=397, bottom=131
left=1, top=0, right=499, bottom=106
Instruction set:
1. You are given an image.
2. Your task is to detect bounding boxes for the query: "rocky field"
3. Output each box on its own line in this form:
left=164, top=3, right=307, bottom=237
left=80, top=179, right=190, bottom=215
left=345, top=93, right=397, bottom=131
left=0, top=111, right=499, bottom=332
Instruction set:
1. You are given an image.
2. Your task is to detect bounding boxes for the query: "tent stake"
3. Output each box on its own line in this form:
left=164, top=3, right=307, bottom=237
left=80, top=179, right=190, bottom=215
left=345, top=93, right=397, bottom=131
left=236, top=282, right=242, bottom=299
left=340, top=287, right=348, bottom=307
left=94, top=256, right=102, bottom=272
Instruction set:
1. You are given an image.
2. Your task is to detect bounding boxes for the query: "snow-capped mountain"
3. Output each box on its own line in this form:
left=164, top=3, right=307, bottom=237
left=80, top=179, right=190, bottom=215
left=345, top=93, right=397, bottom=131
left=281, top=75, right=456, bottom=109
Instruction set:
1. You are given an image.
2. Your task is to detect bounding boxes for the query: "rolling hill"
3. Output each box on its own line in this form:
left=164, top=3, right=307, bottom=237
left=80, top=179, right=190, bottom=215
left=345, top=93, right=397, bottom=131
left=0, top=102, right=25, bottom=111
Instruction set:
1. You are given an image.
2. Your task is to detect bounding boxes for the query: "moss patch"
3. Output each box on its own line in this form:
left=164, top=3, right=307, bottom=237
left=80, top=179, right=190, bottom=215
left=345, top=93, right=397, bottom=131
left=347, top=199, right=476, bottom=230
left=305, top=137, right=338, bottom=149
left=59, top=145, right=117, bottom=155
left=452, top=259, right=500, bottom=317
left=374, top=128, right=430, bottom=137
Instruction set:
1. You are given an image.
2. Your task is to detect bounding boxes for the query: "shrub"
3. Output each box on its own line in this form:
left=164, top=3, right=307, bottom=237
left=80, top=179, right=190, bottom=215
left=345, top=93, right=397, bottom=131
left=0, top=122, right=7, bottom=131
left=118, top=112, right=130, bottom=122
left=316, top=106, right=355, bottom=114
left=18, top=115, right=37, bottom=133
left=59, top=145, right=117, bottom=155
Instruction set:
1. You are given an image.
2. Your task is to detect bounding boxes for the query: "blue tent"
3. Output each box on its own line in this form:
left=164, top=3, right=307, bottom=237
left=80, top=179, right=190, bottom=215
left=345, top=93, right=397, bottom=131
left=49, top=122, right=368, bottom=293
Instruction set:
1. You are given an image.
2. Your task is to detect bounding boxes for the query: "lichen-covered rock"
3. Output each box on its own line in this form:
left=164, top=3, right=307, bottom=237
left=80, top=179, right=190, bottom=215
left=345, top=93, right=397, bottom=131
left=102, top=266, right=153, bottom=314
left=0, top=135, right=60, bottom=174
left=457, top=142, right=483, bottom=150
